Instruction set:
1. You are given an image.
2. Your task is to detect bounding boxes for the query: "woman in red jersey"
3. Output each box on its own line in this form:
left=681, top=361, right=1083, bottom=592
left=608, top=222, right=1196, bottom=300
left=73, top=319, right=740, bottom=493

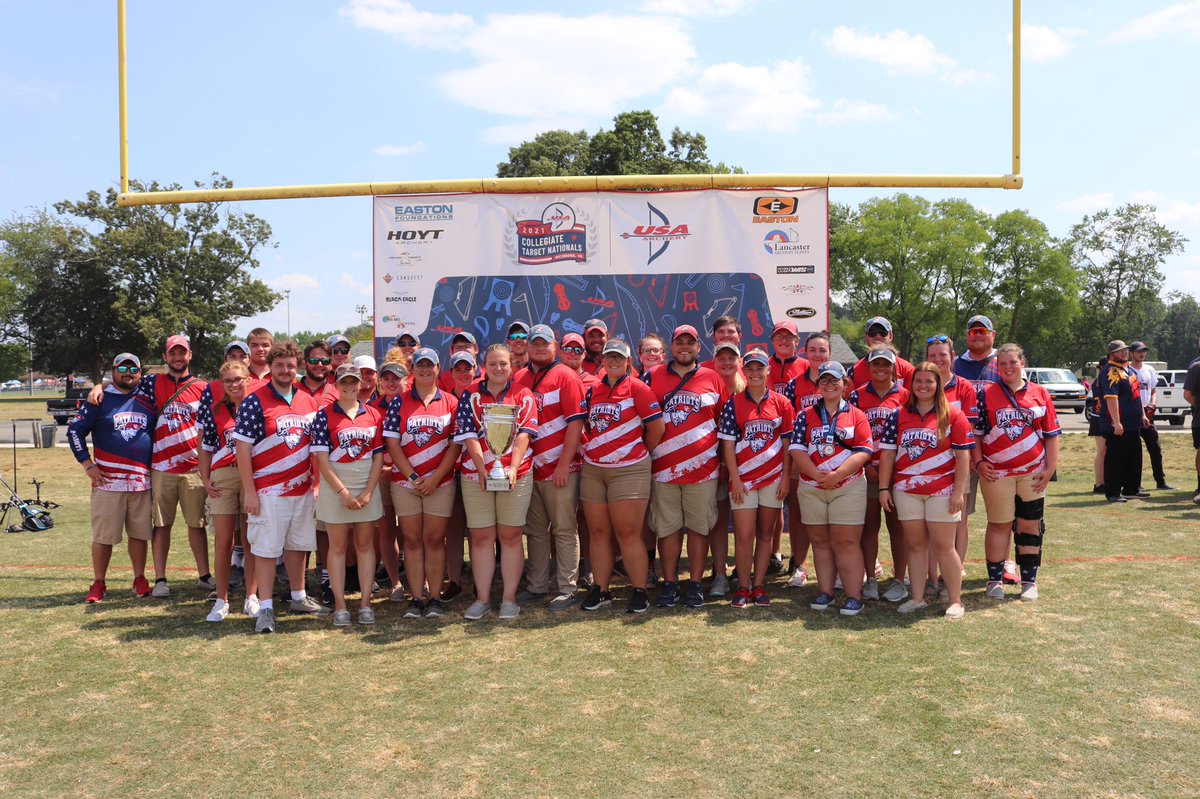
left=878, top=362, right=973, bottom=619
left=708, top=341, right=744, bottom=597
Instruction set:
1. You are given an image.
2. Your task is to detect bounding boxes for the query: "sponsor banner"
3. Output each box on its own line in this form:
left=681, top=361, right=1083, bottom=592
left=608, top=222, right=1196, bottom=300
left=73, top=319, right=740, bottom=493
left=372, top=189, right=828, bottom=360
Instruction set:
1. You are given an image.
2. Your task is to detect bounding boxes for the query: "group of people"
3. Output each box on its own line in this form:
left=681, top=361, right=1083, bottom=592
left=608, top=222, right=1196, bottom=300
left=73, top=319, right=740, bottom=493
left=70, top=311, right=1072, bottom=631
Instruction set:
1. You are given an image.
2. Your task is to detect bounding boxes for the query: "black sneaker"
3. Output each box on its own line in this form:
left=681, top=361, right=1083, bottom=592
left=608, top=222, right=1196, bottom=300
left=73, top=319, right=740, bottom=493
left=1156, top=482, right=1177, bottom=491
left=1107, top=495, right=1128, bottom=504
left=627, top=588, right=650, bottom=614
left=682, top=580, right=704, bottom=609
left=402, top=598, right=425, bottom=619
left=646, top=568, right=659, bottom=588
left=1092, top=484, right=1106, bottom=495
left=439, top=581, right=462, bottom=602
left=320, top=581, right=334, bottom=606
left=581, top=585, right=612, bottom=611
left=1122, top=491, right=1151, bottom=499
left=766, top=555, right=785, bottom=575
left=656, top=580, right=679, bottom=608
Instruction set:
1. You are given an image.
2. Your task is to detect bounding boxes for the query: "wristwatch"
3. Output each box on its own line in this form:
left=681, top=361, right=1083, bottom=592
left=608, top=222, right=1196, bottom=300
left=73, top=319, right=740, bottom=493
left=409, top=472, right=419, bottom=482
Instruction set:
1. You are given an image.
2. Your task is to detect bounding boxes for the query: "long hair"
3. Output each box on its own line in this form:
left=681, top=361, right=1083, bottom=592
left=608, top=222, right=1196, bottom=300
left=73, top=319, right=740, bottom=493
left=906, top=361, right=951, bottom=442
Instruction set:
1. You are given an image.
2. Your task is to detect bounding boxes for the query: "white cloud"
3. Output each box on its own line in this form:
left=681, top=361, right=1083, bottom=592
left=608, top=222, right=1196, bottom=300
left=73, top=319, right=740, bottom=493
left=1, top=76, right=69, bottom=103
left=1011, top=24, right=1082, bottom=63
left=480, top=118, right=590, bottom=146
left=816, top=99, right=896, bottom=126
left=1107, top=1, right=1200, bottom=43
left=271, top=274, right=321, bottom=291
left=640, top=0, right=756, bottom=16
left=662, top=60, right=821, bottom=132
left=340, top=0, right=474, bottom=49
left=372, top=141, right=427, bottom=157
left=338, top=272, right=373, bottom=298
left=825, top=26, right=986, bottom=84
left=1055, top=192, right=1115, bottom=212
left=1131, top=190, right=1200, bottom=227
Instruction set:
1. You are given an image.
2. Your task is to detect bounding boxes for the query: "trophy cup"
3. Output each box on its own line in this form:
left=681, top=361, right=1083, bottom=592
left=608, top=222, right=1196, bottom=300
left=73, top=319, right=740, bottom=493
left=483, top=404, right=517, bottom=492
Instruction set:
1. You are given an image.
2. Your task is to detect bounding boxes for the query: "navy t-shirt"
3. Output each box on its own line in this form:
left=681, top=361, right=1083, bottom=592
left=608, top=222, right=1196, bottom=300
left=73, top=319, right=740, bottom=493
left=1099, top=360, right=1143, bottom=433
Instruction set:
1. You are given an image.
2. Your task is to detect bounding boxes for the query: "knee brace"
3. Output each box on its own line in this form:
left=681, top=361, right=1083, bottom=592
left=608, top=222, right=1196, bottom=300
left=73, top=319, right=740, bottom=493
left=1014, top=529, right=1043, bottom=568
left=1014, top=496, right=1044, bottom=521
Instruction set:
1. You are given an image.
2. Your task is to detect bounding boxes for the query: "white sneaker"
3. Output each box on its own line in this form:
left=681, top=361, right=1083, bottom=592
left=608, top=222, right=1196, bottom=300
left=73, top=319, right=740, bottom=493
left=151, top=580, right=170, bottom=598
left=882, top=579, right=909, bottom=603
left=498, top=600, right=521, bottom=620
left=709, top=573, right=730, bottom=598
left=205, top=600, right=229, bottom=623
left=944, top=602, right=965, bottom=620
left=862, top=578, right=879, bottom=601
left=1193, top=491, right=1200, bottom=506
left=1019, top=581, right=1039, bottom=602
left=243, top=595, right=261, bottom=619
left=897, top=599, right=927, bottom=614
left=985, top=581, right=1005, bottom=600
left=464, top=600, right=491, bottom=620
left=834, top=574, right=843, bottom=591
left=786, top=565, right=808, bottom=588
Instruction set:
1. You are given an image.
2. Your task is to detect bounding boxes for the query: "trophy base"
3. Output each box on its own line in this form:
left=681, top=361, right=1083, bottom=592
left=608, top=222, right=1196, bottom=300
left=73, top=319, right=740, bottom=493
left=485, top=477, right=513, bottom=492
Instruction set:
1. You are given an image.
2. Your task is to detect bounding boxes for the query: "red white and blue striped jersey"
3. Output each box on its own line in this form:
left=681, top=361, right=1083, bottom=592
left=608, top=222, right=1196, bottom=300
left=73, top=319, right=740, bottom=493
left=197, top=398, right=240, bottom=472
left=310, top=402, right=384, bottom=464
left=944, top=375, right=979, bottom=424
left=581, top=374, right=662, bottom=468
left=513, top=361, right=586, bottom=481
left=454, top=381, right=538, bottom=479
left=789, top=400, right=874, bottom=489
left=232, top=383, right=320, bottom=497
left=782, top=368, right=823, bottom=414
left=878, top=406, right=974, bottom=496
left=770, top=354, right=809, bottom=393
left=975, top=381, right=1061, bottom=477
left=67, top=386, right=156, bottom=492
left=295, top=377, right=338, bottom=409
left=383, top=387, right=459, bottom=488
left=645, top=363, right=725, bottom=484
left=717, top=389, right=794, bottom=491
left=136, top=373, right=206, bottom=474
left=847, top=383, right=910, bottom=465
left=850, top=356, right=916, bottom=389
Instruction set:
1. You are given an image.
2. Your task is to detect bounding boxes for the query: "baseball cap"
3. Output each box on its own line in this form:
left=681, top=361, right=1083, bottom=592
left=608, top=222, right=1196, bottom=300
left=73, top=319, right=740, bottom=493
left=327, top=334, right=350, bottom=348
left=817, top=361, right=847, bottom=380
left=452, top=331, right=477, bottom=346
left=743, top=349, right=770, bottom=368
left=165, top=334, right=190, bottom=353
left=412, top=347, right=439, bottom=366
left=334, top=364, right=361, bottom=382
left=714, top=342, right=740, bottom=357
left=602, top=339, right=631, bottom=358
left=379, top=362, right=406, bottom=378
left=966, top=315, right=994, bottom=331
left=395, top=333, right=421, bottom=346
left=508, top=320, right=530, bottom=335
left=584, top=318, right=608, bottom=335
left=529, top=324, right=555, bottom=343
left=867, top=347, right=897, bottom=364
left=1107, top=340, right=1130, bottom=354
left=352, top=355, right=377, bottom=372
left=112, top=353, right=141, bottom=369
left=672, top=324, right=700, bottom=341
left=562, top=332, right=585, bottom=348
left=450, top=352, right=477, bottom=369
left=225, top=340, right=249, bottom=355
left=865, top=316, right=892, bottom=335
left=1130, top=341, right=1149, bottom=353
left=772, top=320, right=799, bottom=337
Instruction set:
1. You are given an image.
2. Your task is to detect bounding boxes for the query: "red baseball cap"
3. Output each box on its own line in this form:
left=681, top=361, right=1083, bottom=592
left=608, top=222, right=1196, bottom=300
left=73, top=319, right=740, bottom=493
left=165, top=335, right=191, bottom=353
left=772, top=320, right=798, bottom=337
left=672, top=324, right=700, bottom=341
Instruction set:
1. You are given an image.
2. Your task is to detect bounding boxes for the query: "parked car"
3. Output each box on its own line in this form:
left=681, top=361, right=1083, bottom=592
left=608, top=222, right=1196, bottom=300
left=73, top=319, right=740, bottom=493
left=47, top=386, right=93, bottom=425
left=1154, top=370, right=1191, bottom=426
left=1025, top=368, right=1088, bottom=413
left=2, top=379, right=23, bottom=391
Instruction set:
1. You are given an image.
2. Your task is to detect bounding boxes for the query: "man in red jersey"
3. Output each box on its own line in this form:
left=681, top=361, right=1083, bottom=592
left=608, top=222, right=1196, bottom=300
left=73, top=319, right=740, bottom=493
left=849, top=316, right=915, bottom=388
left=513, top=324, right=586, bottom=611
left=645, top=325, right=725, bottom=609
left=246, top=327, right=273, bottom=380
left=768, top=321, right=808, bottom=392
left=581, top=319, right=608, bottom=375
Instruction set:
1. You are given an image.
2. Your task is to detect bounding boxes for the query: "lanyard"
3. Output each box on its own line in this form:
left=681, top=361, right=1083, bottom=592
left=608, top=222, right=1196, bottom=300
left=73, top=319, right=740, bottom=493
left=660, top=364, right=700, bottom=408
left=817, top=401, right=845, bottom=450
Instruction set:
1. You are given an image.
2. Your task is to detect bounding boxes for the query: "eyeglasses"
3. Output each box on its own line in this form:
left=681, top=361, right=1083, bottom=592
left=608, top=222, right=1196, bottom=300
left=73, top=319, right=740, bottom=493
left=640, top=347, right=664, bottom=355
left=817, top=376, right=843, bottom=385
left=331, top=347, right=350, bottom=355
left=561, top=346, right=585, bottom=354
left=221, top=377, right=247, bottom=385
left=306, top=357, right=331, bottom=365
left=115, top=365, right=140, bottom=374
left=926, top=335, right=950, bottom=344
left=508, top=333, right=528, bottom=341
left=397, top=341, right=417, bottom=348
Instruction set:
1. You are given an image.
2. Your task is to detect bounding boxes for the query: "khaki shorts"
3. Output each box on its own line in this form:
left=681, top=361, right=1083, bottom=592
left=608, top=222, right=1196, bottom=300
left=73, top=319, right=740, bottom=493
left=797, top=477, right=867, bottom=527
left=526, top=473, right=580, bottom=535
left=979, top=473, right=1045, bottom=525
left=580, top=459, right=652, bottom=504
left=651, top=479, right=718, bottom=538
left=207, top=467, right=245, bottom=516
left=151, top=469, right=206, bottom=529
left=391, top=480, right=456, bottom=519
left=731, top=482, right=784, bottom=511
left=246, top=492, right=317, bottom=558
left=965, top=471, right=980, bottom=516
left=461, top=472, right=534, bottom=529
left=91, top=489, right=152, bottom=545
left=894, top=489, right=961, bottom=524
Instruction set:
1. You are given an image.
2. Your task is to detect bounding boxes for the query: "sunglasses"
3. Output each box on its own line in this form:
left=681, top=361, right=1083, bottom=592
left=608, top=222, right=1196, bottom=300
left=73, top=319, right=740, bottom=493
left=115, top=365, right=140, bottom=374
left=331, top=347, right=350, bottom=355
left=508, top=333, right=528, bottom=341
left=926, top=335, right=950, bottom=344
left=306, top=357, right=331, bottom=365
left=397, top=341, right=417, bottom=348
left=561, top=346, right=585, bottom=355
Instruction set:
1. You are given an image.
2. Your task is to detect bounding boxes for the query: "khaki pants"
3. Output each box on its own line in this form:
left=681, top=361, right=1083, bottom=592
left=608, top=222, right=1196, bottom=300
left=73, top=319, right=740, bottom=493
left=524, top=474, right=580, bottom=594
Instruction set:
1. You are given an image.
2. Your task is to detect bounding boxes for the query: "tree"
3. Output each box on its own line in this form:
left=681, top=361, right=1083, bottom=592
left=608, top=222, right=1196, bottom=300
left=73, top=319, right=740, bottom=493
left=496, top=110, right=741, bottom=177
left=1150, top=292, right=1200, bottom=369
left=1068, top=204, right=1186, bottom=364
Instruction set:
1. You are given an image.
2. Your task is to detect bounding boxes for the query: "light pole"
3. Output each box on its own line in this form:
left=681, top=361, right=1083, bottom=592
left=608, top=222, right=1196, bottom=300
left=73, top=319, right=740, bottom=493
left=27, top=322, right=33, bottom=397
left=355, top=304, right=368, bottom=327
left=283, top=290, right=291, bottom=338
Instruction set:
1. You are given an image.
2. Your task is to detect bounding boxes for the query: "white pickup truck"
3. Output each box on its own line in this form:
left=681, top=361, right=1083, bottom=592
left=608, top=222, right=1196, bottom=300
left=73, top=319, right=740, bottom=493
left=1154, top=370, right=1191, bottom=426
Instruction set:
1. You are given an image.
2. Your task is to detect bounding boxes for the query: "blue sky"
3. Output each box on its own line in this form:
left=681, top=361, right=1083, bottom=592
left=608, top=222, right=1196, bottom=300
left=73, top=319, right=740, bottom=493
left=2, top=0, right=1198, bottom=338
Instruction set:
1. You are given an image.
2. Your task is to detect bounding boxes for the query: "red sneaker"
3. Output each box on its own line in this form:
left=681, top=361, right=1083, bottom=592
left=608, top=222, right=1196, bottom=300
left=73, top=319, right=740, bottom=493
left=751, top=586, right=770, bottom=607
left=730, top=587, right=751, bottom=608
left=132, top=575, right=152, bottom=597
left=1002, top=560, right=1020, bottom=585
left=85, top=580, right=106, bottom=604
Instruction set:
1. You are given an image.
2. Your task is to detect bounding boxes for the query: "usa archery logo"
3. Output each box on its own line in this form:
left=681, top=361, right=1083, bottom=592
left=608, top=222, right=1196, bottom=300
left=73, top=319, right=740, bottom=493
left=744, top=420, right=776, bottom=454
left=590, top=402, right=622, bottom=434
left=406, top=416, right=445, bottom=448
left=664, top=392, right=701, bottom=427
left=276, top=417, right=308, bottom=450
left=901, top=428, right=938, bottom=461
left=113, top=411, right=149, bottom=442
left=337, top=428, right=374, bottom=460
left=619, top=202, right=691, bottom=265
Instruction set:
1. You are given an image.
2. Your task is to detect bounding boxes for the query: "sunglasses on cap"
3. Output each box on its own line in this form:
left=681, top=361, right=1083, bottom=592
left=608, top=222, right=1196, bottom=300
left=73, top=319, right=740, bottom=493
left=926, top=335, right=950, bottom=344
left=307, top=357, right=331, bottom=365
left=115, top=365, right=140, bottom=374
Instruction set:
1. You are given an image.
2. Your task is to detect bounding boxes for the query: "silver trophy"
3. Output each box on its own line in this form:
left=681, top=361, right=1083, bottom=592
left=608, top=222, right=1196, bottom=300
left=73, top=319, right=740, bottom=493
left=482, top=403, right=517, bottom=492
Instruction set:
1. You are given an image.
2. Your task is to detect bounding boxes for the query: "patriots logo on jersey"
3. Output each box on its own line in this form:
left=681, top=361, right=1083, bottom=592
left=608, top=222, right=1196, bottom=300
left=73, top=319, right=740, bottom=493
left=664, top=392, right=701, bottom=427
left=162, top=401, right=193, bottom=433
left=866, top=408, right=892, bottom=441
left=113, top=411, right=149, bottom=442
left=799, top=394, right=820, bottom=410
left=533, top=392, right=545, bottom=413
left=900, top=428, right=938, bottom=461
left=276, top=416, right=308, bottom=450
left=337, top=428, right=374, bottom=460
left=406, top=416, right=445, bottom=448
left=590, top=402, right=622, bottom=433
left=995, top=408, right=1031, bottom=441
left=744, top=420, right=776, bottom=454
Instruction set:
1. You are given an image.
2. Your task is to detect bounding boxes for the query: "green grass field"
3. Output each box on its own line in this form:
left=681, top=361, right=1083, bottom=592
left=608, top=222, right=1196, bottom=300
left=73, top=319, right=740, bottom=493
left=2, top=435, right=1198, bottom=798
